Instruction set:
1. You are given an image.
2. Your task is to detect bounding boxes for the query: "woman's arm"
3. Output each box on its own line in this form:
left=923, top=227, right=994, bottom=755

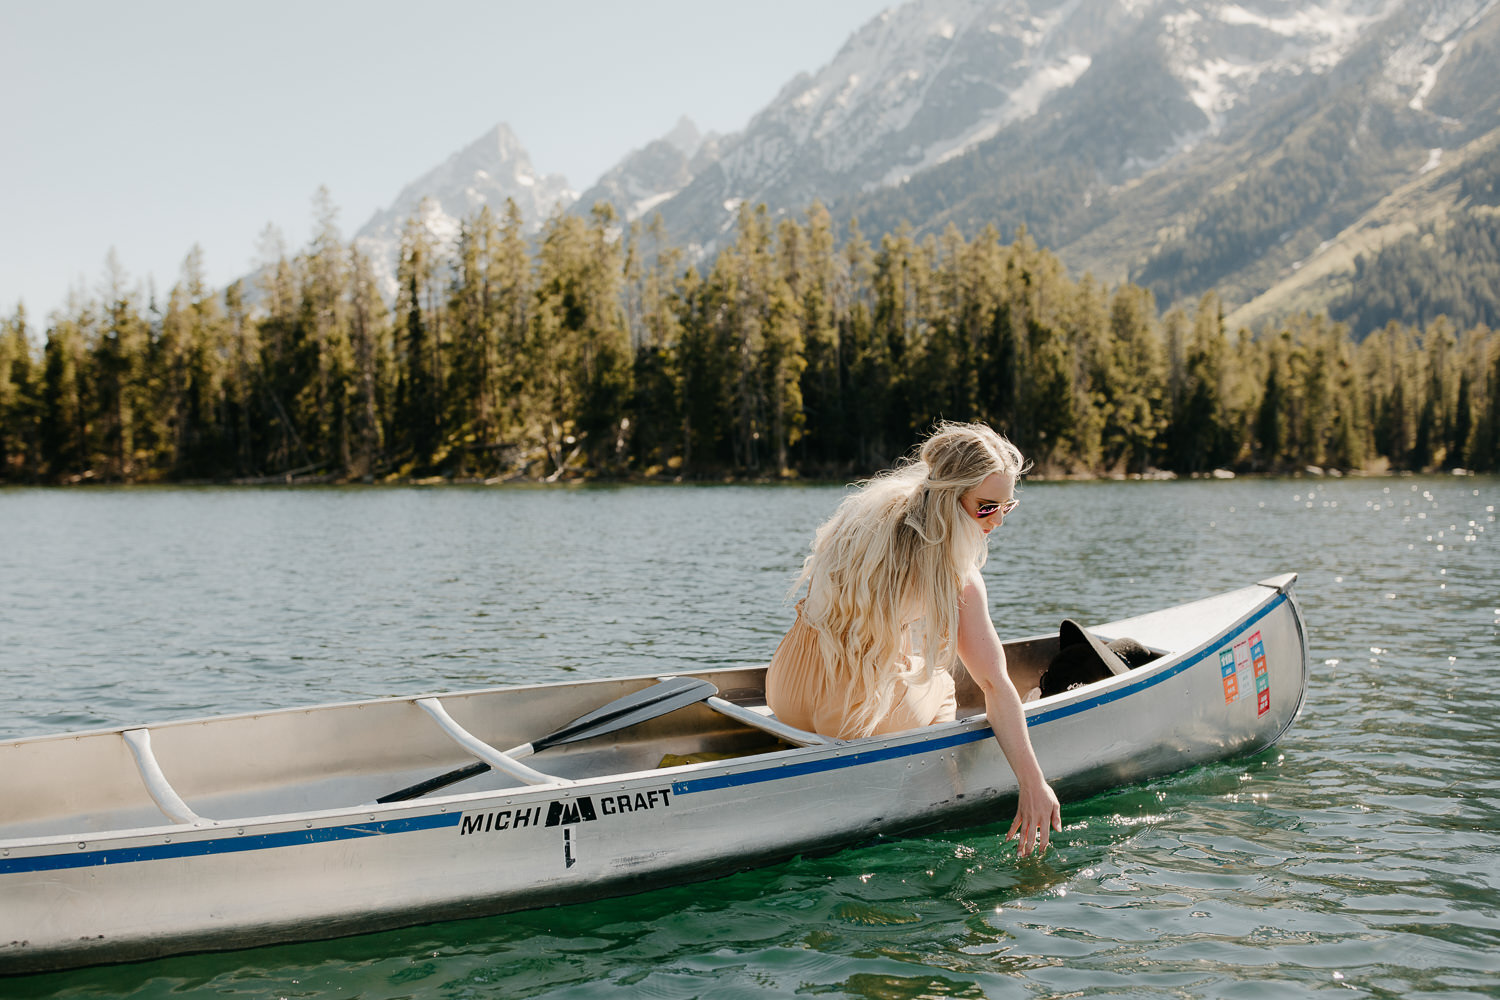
left=955, top=566, right=1062, bottom=857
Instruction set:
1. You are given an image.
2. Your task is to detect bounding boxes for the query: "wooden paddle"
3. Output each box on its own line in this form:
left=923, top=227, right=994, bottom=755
left=377, top=676, right=719, bottom=803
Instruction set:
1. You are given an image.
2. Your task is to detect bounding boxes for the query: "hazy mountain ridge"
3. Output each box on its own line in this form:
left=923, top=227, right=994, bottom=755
left=570, top=117, right=721, bottom=224
left=351, top=123, right=574, bottom=299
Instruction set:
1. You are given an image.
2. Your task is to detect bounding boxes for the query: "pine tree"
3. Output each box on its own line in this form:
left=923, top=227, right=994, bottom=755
left=492, top=199, right=532, bottom=464
left=449, top=205, right=504, bottom=475
left=297, top=189, right=357, bottom=473
left=1255, top=333, right=1289, bottom=470
left=839, top=217, right=879, bottom=467
left=627, top=213, right=685, bottom=472
left=1364, top=321, right=1419, bottom=470
left=1477, top=330, right=1500, bottom=470
left=394, top=204, right=444, bottom=470
left=0, top=305, right=40, bottom=479
left=91, top=252, right=154, bottom=480
left=222, top=280, right=261, bottom=476
left=529, top=205, right=632, bottom=475
left=1098, top=284, right=1167, bottom=473
left=870, top=225, right=932, bottom=461
left=159, top=245, right=231, bottom=476
left=789, top=204, right=844, bottom=470
left=349, top=246, right=391, bottom=480
left=255, top=226, right=316, bottom=475
left=762, top=260, right=807, bottom=476
left=673, top=265, right=729, bottom=471
left=40, top=295, right=91, bottom=479
left=1167, top=293, right=1235, bottom=471
left=700, top=204, right=808, bottom=472
left=1024, top=317, right=1078, bottom=471
left=1063, top=272, right=1109, bottom=471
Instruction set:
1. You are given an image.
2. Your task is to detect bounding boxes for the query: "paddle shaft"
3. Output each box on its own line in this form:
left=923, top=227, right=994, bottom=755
left=377, top=677, right=717, bottom=803
left=374, top=739, right=537, bottom=803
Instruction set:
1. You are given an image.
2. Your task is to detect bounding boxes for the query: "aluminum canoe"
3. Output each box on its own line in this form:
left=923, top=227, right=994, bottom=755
left=0, top=574, right=1309, bottom=974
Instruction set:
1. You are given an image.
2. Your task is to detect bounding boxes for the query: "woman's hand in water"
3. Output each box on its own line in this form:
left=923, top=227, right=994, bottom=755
left=1008, top=776, right=1062, bottom=858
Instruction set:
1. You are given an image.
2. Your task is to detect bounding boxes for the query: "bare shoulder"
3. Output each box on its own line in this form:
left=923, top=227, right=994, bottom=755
left=960, top=565, right=988, bottom=600
left=958, top=565, right=990, bottom=615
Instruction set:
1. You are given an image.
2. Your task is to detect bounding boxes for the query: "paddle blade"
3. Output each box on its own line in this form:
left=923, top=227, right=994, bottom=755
left=532, top=676, right=719, bottom=752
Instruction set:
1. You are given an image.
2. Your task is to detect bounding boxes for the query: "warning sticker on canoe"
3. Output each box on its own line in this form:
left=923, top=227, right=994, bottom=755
left=1219, top=648, right=1239, bottom=704
left=1250, top=630, right=1271, bottom=716
left=1217, top=632, right=1270, bottom=714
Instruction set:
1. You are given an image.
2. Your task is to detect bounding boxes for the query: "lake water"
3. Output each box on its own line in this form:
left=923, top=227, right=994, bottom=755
left=2, top=476, right=1498, bottom=998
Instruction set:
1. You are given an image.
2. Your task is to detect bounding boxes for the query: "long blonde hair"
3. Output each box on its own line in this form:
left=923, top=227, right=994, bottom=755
left=794, top=422, right=1027, bottom=736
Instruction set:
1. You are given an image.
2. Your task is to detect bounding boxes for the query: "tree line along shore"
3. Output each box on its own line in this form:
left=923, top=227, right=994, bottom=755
left=1, top=194, right=1496, bottom=485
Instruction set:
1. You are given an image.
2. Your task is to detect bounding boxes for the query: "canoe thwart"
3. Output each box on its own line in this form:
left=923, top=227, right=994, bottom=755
left=378, top=677, right=722, bottom=804
left=414, top=698, right=560, bottom=788
left=121, top=728, right=206, bottom=826
left=704, top=696, right=836, bottom=747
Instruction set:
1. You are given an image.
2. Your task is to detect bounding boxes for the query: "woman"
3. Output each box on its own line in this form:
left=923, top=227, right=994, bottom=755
left=766, top=421, right=1061, bottom=856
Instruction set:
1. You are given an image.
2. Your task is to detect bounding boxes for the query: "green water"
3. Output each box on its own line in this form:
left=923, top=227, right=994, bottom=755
left=2, top=477, right=1497, bottom=998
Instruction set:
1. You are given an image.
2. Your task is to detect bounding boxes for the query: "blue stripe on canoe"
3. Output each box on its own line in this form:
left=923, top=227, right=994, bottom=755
left=671, top=592, right=1288, bottom=796
left=0, top=812, right=459, bottom=875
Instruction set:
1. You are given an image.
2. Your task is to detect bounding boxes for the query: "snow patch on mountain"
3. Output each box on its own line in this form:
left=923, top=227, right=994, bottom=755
left=1216, top=1, right=1387, bottom=65
left=878, top=50, right=1093, bottom=187
left=1158, top=0, right=1403, bottom=137
left=698, top=0, right=1116, bottom=208
left=1387, top=0, right=1498, bottom=110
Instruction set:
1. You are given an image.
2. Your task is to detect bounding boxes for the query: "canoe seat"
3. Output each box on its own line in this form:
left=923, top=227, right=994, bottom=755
left=705, top=696, right=835, bottom=747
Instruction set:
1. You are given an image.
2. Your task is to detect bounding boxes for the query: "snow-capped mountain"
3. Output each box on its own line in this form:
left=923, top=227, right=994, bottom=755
left=348, top=118, right=720, bottom=299
left=344, top=0, right=1497, bottom=323
left=638, top=0, right=1498, bottom=324
left=571, top=117, right=722, bottom=223
left=650, top=0, right=1428, bottom=248
left=352, top=123, right=575, bottom=299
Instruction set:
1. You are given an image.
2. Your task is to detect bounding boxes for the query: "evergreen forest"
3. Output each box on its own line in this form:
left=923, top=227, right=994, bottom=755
left=2, top=193, right=1497, bottom=484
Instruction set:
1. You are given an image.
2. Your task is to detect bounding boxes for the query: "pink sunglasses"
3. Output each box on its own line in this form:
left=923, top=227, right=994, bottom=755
left=975, top=498, right=1019, bottom=519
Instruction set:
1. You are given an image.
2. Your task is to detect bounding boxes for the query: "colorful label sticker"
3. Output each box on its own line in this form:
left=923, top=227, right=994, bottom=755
left=1250, top=630, right=1270, bottom=716
left=1217, top=631, right=1271, bottom=712
left=1219, top=648, right=1239, bottom=703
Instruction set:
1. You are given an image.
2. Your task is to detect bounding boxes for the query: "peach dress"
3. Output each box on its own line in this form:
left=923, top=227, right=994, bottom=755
left=765, top=601, right=957, bottom=740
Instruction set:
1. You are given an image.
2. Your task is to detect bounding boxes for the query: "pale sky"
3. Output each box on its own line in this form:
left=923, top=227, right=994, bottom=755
left=0, top=0, right=895, bottom=326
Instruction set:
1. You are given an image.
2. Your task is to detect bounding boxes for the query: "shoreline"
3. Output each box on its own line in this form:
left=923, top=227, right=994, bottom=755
left=4, top=466, right=1489, bottom=489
